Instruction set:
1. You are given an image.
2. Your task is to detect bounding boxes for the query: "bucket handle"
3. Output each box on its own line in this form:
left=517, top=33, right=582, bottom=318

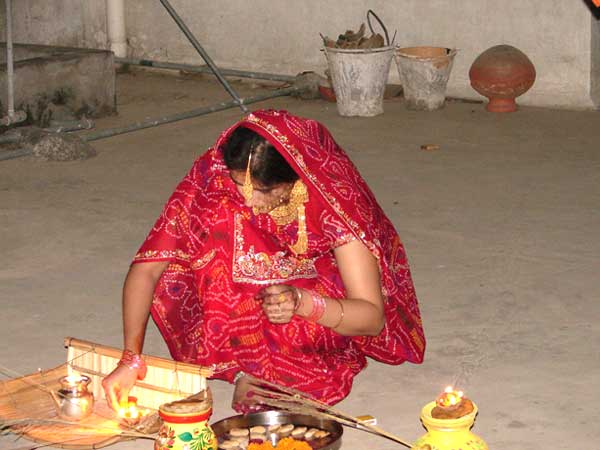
left=367, top=10, right=395, bottom=46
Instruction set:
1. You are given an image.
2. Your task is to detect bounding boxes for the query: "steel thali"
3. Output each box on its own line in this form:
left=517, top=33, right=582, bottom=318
left=211, top=410, right=343, bottom=450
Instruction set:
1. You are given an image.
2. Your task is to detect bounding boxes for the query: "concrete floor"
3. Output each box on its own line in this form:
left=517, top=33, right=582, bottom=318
left=1, top=71, right=599, bottom=450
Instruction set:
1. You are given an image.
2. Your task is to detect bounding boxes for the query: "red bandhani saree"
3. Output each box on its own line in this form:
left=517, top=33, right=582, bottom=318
left=133, top=110, right=425, bottom=404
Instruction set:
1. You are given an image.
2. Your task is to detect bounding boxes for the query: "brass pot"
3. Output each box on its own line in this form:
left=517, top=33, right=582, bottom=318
left=56, top=375, right=94, bottom=421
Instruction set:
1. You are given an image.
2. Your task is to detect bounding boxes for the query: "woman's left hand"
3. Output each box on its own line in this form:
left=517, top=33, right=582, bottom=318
left=257, top=284, right=298, bottom=324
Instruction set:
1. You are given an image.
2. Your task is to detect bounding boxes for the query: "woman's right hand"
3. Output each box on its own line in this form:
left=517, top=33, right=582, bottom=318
left=257, top=285, right=298, bottom=324
left=101, top=364, right=139, bottom=411
left=231, top=373, right=264, bottom=414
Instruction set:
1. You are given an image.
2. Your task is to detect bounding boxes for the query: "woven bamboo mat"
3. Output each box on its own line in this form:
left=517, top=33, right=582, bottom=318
left=0, top=365, right=126, bottom=449
left=0, top=337, right=213, bottom=449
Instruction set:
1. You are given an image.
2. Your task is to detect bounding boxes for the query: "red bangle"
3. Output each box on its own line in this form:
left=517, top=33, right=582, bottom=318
left=306, top=291, right=326, bottom=322
left=118, top=349, right=147, bottom=380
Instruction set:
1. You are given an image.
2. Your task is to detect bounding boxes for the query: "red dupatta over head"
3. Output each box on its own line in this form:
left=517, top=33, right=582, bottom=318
left=134, top=110, right=425, bottom=404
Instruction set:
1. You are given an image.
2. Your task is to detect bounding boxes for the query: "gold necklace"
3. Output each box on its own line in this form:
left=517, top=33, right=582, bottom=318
left=267, top=180, right=308, bottom=226
left=253, top=180, right=309, bottom=255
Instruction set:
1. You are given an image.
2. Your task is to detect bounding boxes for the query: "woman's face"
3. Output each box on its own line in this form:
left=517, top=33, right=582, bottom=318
left=229, top=170, right=293, bottom=213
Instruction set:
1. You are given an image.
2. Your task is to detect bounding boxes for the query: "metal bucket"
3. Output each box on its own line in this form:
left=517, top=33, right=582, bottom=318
left=324, top=46, right=394, bottom=117
left=395, top=46, right=457, bottom=111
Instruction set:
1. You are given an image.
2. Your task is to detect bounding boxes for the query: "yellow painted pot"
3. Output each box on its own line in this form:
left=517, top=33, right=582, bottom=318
left=411, top=401, right=488, bottom=450
left=155, top=398, right=217, bottom=450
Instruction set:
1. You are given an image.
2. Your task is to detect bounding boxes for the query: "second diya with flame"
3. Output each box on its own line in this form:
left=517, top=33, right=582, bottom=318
left=431, top=387, right=475, bottom=419
left=411, top=387, right=488, bottom=450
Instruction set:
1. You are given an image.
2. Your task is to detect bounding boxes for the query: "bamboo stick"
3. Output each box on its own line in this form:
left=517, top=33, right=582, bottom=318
left=246, top=377, right=414, bottom=449
left=64, top=337, right=213, bottom=377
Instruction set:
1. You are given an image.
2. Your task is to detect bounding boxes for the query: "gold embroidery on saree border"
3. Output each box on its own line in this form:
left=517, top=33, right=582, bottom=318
left=134, top=248, right=190, bottom=261
left=191, top=249, right=216, bottom=270
left=246, top=113, right=388, bottom=291
left=232, top=213, right=317, bottom=284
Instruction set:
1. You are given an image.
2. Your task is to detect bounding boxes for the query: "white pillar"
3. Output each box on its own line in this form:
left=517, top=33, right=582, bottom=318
left=106, top=0, right=127, bottom=58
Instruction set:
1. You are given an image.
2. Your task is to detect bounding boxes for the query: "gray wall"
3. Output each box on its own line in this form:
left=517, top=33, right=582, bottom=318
left=0, top=0, right=108, bottom=50
left=2, top=0, right=600, bottom=110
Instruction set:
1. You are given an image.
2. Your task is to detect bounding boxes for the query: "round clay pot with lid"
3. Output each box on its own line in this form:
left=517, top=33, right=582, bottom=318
left=469, top=44, right=536, bottom=113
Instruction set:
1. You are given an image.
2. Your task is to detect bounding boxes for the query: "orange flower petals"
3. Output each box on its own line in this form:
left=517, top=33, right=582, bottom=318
left=247, top=437, right=312, bottom=450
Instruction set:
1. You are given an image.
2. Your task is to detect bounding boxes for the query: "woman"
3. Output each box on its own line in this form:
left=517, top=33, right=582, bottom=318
left=102, top=109, right=425, bottom=411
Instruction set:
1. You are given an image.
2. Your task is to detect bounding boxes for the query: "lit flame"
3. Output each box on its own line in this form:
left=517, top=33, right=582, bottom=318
left=64, top=375, right=86, bottom=385
left=118, top=398, right=144, bottom=420
left=436, top=386, right=464, bottom=407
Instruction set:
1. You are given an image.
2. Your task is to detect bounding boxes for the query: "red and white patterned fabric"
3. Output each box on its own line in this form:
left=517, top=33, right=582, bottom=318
left=133, top=110, right=425, bottom=404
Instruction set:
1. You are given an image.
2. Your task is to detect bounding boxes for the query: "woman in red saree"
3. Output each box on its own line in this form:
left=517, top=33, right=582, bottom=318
left=102, top=109, right=425, bottom=410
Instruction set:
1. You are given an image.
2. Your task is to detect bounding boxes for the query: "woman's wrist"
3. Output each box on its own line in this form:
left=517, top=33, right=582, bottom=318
left=293, top=288, right=310, bottom=317
left=293, top=287, right=302, bottom=313
left=233, top=370, right=246, bottom=384
left=117, top=349, right=148, bottom=380
left=306, top=291, right=326, bottom=322
left=330, top=298, right=345, bottom=330
left=295, top=289, right=345, bottom=331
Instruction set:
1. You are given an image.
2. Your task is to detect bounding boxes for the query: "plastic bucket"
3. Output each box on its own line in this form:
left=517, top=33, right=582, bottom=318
left=395, top=46, right=457, bottom=111
left=324, top=46, right=394, bottom=117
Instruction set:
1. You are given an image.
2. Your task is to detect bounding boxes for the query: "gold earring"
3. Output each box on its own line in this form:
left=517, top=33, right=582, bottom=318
left=242, top=153, right=253, bottom=202
left=289, top=202, right=307, bottom=255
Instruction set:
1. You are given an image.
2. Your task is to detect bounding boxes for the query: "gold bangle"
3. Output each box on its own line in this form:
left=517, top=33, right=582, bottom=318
left=330, top=298, right=345, bottom=330
left=233, top=371, right=246, bottom=384
left=293, top=287, right=303, bottom=312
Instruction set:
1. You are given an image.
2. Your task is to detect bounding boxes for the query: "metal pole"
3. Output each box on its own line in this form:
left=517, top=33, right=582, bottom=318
left=83, top=85, right=300, bottom=142
left=115, top=57, right=296, bottom=83
left=158, top=0, right=248, bottom=113
left=1, top=0, right=26, bottom=126
left=0, top=85, right=302, bottom=161
left=5, top=0, right=14, bottom=117
left=0, top=119, right=95, bottom=145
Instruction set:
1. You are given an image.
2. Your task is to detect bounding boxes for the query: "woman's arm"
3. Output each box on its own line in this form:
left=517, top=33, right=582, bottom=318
left=102, top=260, right=169, bottom=409
left=121, top=261, right=170, bottom=353
left=327, top=239, right=385, bottom=335
left=260, top=240, right=385, bottom=336
left=306, top=239, right=385, bottom=336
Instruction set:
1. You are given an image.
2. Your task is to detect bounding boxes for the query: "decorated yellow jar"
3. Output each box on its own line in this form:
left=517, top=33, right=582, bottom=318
left=155, top=396, right=217, bottom=450
left=411, top=401, right=488, bottom=450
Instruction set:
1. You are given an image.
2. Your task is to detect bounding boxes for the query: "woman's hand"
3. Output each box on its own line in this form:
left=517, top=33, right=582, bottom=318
left=257, top=284, right=298, bottom=324
left=231, top=373, right=263, bottom=414
left=101, top=364, right=139, bottom=411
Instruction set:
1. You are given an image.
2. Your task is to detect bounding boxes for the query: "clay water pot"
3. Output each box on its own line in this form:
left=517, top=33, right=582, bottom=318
left=469, top=44, right=536, bottom=112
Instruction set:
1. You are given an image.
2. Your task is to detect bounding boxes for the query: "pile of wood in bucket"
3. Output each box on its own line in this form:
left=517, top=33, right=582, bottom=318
left=321, top=23, right=385, bottom=49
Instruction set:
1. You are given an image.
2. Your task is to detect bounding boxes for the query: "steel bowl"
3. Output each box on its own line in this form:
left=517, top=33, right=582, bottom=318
left=211, top=410, right=343, bottom=450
